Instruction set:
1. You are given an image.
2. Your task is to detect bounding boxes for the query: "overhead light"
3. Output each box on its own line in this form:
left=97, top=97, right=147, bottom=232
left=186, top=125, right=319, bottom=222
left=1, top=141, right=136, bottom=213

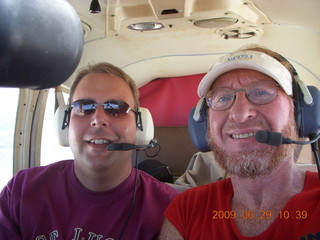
left=128, top=22, right=164, bottom=31
left=89, top=0, right=101, bottom=14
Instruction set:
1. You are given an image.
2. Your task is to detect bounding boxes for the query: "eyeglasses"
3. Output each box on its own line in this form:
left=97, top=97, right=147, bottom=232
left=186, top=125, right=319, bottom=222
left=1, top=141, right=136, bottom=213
left=206, top=81, right=279, bottom=111
left=71, top=99, right=136, bottom=117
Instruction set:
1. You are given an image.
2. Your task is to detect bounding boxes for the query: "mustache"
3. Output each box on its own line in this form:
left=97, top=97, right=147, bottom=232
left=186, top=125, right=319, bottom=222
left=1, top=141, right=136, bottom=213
left=221, top=120, right=267, bottom=132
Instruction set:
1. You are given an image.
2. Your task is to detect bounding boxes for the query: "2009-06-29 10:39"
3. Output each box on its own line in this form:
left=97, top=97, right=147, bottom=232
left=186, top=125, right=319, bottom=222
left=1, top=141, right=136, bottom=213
left=212, top=210, right=308, bottom=220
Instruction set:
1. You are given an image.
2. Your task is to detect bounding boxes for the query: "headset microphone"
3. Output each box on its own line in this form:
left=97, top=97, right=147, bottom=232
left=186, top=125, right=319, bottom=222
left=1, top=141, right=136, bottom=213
left=255, top=130, right=320, bottom=146
left=107, top=139, right=158, bottom=151
left=255, top=130, right=320, bottom=180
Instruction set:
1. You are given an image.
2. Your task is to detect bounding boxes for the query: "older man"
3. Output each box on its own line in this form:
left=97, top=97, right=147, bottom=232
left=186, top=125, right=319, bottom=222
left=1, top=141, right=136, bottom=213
left=159, top=46, right=319, bottom=240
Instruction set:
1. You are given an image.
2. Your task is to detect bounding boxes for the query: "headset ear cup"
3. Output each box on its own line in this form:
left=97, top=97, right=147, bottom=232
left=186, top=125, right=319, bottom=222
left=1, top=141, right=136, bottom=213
left=188, top=99, right=211, bottom=152
left=136, top=107, right=154, bottom=145
left=298, top=86, right=320, bottom=138
left=54, top=105, right=70, bottom=146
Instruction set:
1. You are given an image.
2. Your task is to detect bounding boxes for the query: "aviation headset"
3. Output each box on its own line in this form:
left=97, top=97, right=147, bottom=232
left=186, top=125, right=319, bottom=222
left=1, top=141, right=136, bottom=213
left=55, top=102, right=154, bottom=147
left=188, top=50, right=320, bottom=152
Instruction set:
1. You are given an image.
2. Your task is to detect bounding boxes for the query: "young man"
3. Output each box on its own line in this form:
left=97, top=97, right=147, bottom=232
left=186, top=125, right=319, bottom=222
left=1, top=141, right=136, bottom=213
left=159, top=46, right=320, bottom=239
left=0, top=63, right=178, bottom=240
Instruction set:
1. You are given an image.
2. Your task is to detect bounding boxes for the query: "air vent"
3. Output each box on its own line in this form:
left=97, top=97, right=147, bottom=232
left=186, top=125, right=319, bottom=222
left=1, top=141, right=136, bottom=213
left=217, top=27, right=263, bottom=39
left=194, top=17, right=238, bottom=29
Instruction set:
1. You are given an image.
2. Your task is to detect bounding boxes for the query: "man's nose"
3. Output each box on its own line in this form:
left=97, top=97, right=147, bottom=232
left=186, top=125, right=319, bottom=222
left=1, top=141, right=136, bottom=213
left=90, top=106, right=110, bottom=127
left=228, top=92, right=257, bottom=123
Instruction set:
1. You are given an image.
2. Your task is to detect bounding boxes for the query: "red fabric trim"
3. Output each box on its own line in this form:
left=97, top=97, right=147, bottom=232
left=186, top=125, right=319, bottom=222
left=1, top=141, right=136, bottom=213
left=139, top=73, right=205, bottom=126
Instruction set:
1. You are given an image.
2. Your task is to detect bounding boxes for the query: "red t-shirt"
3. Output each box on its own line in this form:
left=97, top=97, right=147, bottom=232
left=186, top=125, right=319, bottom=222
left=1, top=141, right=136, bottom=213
left=165, top=171, right=320, bottom=240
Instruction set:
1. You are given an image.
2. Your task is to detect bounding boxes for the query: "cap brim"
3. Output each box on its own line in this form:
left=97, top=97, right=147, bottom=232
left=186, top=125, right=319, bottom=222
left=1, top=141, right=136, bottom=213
left=198, top=50, right=293, bottom=98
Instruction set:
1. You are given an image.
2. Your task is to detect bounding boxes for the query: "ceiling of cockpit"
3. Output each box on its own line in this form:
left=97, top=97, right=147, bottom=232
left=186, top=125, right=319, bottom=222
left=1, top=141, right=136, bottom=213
left=64, top=0, right=320, bottom=90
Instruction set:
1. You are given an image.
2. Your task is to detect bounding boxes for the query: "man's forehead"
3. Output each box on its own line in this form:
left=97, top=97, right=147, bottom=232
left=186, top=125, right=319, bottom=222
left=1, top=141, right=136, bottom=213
left=72, top=74, right=133, bottom=102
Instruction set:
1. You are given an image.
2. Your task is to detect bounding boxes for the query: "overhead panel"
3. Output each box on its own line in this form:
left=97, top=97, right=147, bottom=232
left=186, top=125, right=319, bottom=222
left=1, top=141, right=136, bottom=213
left=106, top=0, right=270, bottom=39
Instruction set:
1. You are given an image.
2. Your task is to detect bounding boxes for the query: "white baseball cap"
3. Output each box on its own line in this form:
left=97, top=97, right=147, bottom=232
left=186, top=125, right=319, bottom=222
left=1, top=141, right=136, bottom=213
left=198, top=50, right=293, bottom=98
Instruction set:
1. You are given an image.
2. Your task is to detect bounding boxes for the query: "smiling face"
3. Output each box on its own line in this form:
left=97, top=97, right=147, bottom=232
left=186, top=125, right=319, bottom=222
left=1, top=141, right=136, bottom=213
left=68, top=73, right=137, bottom=175
left=207, top=69, right=298, bottom=178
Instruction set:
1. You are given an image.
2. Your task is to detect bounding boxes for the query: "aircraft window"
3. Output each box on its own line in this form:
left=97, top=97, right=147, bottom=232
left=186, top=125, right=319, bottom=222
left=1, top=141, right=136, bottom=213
left=41, top=89, right=73, bottom=166
left=0, top=88, right=18, bottom=190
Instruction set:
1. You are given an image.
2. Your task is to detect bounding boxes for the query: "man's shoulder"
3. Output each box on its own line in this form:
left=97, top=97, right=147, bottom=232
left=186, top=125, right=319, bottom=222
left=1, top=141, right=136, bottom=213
left=3, top=160, right=73, bottom=196
left=15, top=160, right=73, bottom=181
left=138, top=170, right=179, bottom=197
left=303, top=171, right=320, bottom=191
left=138, top=169, right=175, bottom=189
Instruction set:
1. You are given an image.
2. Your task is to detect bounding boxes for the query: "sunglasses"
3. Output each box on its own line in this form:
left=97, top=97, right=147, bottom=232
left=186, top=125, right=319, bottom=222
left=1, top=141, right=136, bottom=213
left=71, top=99, right=136, bottom=117
left=206, top=80, right=280, bottom=111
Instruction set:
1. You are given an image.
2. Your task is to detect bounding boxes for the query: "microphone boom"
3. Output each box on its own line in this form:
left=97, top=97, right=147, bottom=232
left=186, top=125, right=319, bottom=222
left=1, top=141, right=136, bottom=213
left=255, top=130, right=320, bottom=146
left=107, top=139, right=158, bottom=151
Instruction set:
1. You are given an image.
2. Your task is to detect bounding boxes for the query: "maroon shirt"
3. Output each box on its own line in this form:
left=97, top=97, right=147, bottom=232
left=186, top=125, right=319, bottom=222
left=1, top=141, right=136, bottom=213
left=0, top=160, right=178, bottom=240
